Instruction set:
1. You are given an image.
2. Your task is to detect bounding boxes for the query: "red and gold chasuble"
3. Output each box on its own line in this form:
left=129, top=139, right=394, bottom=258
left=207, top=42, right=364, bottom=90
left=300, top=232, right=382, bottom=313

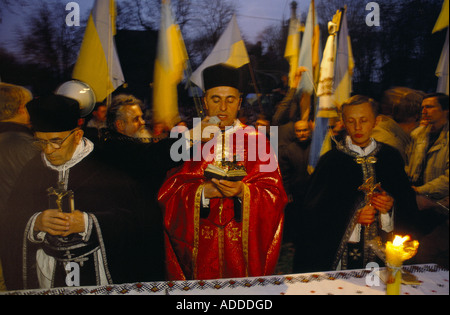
left=158, top=122, right=287, bottom=280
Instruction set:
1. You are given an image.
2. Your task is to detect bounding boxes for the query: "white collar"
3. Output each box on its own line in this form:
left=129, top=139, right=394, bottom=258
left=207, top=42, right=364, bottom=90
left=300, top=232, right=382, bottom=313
left=43, top=137, right=94, bottom=171
left=43, top=138, right=94, bottom=189
left=345, top=136, right=377, bottom=157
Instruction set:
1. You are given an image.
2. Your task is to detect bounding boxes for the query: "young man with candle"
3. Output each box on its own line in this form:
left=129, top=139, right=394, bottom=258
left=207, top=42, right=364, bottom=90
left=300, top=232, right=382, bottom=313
left=293, top=95, right=418, bottom=272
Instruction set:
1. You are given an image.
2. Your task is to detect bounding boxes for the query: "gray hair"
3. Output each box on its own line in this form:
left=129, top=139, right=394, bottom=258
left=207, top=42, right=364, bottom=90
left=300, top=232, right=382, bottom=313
left=106, top=94, right=143, bottom=131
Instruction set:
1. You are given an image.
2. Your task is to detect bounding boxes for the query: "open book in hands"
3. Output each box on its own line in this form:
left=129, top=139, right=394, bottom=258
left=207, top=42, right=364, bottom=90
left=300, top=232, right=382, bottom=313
left=204, top=162, right=247, bottom=182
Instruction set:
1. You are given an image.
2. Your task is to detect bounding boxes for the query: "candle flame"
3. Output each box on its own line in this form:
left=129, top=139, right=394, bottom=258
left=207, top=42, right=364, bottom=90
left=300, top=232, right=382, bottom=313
left=386, top=235, right=419, bottom=266
left=392, top=235, right=410, bottom=247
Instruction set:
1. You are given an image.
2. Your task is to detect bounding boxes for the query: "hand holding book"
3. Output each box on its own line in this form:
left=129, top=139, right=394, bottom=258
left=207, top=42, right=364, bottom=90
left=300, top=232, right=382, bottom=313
left=204, top=164, right=247, bottom=181
left=203, top=160, right=248, bottom=199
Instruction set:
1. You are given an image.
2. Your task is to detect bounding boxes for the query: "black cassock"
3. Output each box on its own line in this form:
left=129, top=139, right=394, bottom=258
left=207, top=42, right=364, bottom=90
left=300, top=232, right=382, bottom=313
left=293, top=141, right=419, bottom=273
left=0, top=150, right=161, bottom=290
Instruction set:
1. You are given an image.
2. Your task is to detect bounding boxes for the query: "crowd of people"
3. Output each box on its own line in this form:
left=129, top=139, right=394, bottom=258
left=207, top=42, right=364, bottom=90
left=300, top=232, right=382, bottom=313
left=0, top=63, right=448, bottom=291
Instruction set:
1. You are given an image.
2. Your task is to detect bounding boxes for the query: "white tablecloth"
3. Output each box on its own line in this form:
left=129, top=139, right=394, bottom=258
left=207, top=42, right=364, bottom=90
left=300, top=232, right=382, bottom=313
left=2, top=264, right=448, bottom=295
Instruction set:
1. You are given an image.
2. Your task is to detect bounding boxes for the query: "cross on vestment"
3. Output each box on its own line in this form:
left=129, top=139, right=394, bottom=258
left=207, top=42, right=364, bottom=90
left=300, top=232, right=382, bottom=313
left=202, top=226, right=214, bottom=240
left=227, top=228, right=241, bottom=242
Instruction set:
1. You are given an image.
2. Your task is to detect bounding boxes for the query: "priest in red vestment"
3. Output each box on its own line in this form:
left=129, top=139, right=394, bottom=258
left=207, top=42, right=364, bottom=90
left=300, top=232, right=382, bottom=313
left=158, top=64, right=287, bottom=280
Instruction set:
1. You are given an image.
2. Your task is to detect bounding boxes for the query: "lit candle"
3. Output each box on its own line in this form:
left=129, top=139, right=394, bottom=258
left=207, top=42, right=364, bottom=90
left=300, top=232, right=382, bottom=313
left=385, top=235, right=419, bottom=295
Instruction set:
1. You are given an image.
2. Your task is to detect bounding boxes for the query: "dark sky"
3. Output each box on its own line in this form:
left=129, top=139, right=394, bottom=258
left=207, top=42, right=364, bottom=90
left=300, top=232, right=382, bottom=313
left=0, top=0, right=309, bottom=52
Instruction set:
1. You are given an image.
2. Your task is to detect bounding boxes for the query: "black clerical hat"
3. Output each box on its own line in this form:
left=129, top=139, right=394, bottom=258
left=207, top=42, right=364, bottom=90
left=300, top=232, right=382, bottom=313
left=27, top=94, right=80, bottom=132
left=202, top=64, right=242, bottom=91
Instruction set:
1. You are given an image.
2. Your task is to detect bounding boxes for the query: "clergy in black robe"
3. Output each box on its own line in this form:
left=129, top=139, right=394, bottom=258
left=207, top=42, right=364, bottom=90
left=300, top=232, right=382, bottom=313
left=279, top=120, right=312, bottom=242
left=96, top=129, right=183, bottom=282
left=0, top=95, right=150, bottom=290
left=95, top=94, right=188, bottom=282
left=293, top=96, right=418, bottom=273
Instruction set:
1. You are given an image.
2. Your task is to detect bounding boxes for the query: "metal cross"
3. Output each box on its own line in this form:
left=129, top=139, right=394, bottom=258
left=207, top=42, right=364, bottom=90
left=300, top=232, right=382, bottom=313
left=358, top=177, right=381, bottom=206
left=47, top=181, right=73, bottom=213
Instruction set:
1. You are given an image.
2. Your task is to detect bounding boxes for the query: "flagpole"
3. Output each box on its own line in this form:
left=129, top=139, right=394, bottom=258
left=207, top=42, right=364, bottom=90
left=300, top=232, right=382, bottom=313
left=247, top=59, right=264, bottom=115
left=327, top=6, right=346, bottom=143
left=186, top=60, right=205, bottom=119
left=107, top=0, right=113, bottom=108
left=311, top=0, right=317, bottom=120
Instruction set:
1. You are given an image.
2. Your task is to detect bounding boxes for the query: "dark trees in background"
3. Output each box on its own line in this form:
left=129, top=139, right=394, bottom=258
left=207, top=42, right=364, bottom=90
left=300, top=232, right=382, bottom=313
left=314, top=0, right=445, bottom=98
left=0, top=0, right=446, bottom=102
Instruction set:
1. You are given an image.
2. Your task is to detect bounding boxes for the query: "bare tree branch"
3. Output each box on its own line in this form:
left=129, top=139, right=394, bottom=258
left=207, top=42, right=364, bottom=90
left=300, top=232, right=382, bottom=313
left=0, top=0, right=28, bottom=23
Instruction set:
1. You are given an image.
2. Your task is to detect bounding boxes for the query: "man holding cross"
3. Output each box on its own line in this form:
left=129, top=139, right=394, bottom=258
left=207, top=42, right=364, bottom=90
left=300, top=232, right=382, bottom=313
left=293, top=95, right=418, bottom=273
left=0, top=94, right=147, bottom=290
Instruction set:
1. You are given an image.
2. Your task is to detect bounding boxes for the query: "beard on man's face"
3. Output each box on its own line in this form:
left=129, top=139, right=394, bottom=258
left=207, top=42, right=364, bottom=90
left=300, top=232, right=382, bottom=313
left=132, top=126, right=152, bottom=142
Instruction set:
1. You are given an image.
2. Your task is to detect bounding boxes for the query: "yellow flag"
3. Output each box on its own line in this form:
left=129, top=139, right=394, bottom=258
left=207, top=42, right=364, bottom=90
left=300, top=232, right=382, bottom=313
left=298, top=0, right=321, bottom=94
left=436, top=28, right=449, bottom=94
left=433, top=0, right=449, bottom=33
left=72, top=0, right=124, bottom=103
left=284, top=14, right=301, bottom=88
left=152, top=0, right=188, bottom=128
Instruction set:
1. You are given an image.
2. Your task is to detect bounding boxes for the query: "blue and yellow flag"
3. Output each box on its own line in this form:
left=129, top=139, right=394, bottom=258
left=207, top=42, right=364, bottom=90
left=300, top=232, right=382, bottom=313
left=333, top=8, right=354, bottom=108
left=284, top=9, right=302, bottom=88
left=72, top=0, right=124, bottom=103
left=153, top=0, right=189, bottom=128
left=298, top=0, right=321, bottom=94
left=190, top=15, right=249, bottom=90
